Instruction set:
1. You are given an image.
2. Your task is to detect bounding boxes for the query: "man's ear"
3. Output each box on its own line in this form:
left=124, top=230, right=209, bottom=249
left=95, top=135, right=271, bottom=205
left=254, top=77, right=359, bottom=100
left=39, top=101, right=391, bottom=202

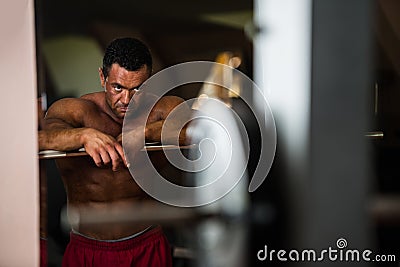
left=99, top=67, right=105, bottom=88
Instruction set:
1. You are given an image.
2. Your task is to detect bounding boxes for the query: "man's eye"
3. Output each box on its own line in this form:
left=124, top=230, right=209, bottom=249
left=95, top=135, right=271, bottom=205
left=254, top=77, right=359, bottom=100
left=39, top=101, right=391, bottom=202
left=113, top=85, right=123, bottom=92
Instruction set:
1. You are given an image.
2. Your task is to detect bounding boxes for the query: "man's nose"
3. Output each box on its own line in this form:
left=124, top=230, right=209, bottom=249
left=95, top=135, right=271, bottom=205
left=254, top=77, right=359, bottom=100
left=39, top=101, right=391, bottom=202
left=120, top=90, right=131, bottom=105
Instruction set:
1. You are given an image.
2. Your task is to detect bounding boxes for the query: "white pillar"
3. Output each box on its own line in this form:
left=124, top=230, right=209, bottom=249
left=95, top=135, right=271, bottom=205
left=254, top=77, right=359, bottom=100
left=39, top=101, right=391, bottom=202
left=254, top=0, right=312, bottom=247
left=0, top=1, right=39, bottom=266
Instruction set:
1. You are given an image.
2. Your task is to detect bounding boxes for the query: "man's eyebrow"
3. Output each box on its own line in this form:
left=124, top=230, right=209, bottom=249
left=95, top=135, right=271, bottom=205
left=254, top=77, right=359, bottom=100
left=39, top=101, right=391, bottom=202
left=111, top=82, right=143, bottom=91
left=110, top=82, right=126, bottom=89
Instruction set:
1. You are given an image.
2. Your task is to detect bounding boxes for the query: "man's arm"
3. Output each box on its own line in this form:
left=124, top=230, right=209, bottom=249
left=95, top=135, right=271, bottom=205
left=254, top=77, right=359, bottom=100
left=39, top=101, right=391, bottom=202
left=120, top=95, right=192, bottom=168
left=40, top=98, right=126, bottom=171
left=145, top=95, right=192, bottom=145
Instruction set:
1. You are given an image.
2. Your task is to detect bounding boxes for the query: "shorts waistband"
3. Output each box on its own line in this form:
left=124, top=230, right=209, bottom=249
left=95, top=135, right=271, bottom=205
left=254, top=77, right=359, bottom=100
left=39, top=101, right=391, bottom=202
left=69, top=225, right=164, bottom=251
left=72, top=225, right=153, bottom=242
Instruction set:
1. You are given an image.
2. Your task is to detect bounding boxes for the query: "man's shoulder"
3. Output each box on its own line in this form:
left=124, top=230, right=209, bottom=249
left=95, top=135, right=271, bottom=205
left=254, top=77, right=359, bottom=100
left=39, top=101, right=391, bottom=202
left=154, top=95, right=185, bottom=110
left=80, top=91, right=104, bottom=102
left=47, top=94, right=102, bottom=118
left=46, top=93, right=107, bottom=128
left=146, top=94, right=188, bottom=120
left=50, top=96, right=96, bottom=110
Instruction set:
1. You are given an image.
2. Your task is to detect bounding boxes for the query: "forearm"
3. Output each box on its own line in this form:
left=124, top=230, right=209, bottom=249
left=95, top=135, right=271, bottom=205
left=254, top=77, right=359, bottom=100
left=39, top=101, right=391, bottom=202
left=38, top=128, right=87, bottom=151
left=145, top=120, right=189, bottom=145
left=144, top=121, right=162, bottom=142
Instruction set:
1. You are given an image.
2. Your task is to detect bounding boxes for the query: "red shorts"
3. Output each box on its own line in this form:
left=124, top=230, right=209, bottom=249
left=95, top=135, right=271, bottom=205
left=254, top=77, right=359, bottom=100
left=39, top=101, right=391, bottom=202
left=40, top=238, right=47, bottom=267
left=62, top=226, right=172, bottom=267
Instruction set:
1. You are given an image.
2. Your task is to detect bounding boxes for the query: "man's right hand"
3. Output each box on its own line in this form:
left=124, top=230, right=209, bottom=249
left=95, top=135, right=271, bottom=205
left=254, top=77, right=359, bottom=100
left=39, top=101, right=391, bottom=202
left=81, top=128, right=127, bottom=171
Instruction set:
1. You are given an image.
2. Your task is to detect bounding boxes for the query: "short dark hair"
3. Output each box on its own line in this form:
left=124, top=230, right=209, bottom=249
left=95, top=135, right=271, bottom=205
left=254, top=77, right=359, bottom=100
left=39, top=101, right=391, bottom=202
left=102, top=37, right=152, bottom=78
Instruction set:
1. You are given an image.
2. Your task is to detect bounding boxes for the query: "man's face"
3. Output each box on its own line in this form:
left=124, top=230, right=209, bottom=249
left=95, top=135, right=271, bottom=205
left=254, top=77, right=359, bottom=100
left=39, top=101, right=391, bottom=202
left=100, top=63, right=150, bottom=119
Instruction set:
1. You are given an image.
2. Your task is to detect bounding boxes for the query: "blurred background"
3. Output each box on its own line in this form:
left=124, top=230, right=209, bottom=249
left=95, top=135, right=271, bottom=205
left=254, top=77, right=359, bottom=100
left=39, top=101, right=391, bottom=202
left=34, top=0, right=400, bottom=266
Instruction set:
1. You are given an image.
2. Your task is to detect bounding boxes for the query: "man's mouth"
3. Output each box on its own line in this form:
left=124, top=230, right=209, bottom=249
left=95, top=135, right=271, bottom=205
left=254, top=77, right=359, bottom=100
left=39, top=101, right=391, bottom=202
left=118, top=106, right=129, bottom=112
